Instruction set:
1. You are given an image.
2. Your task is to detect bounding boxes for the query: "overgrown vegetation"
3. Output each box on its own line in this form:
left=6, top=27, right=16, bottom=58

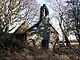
left=0, top=0, right=80, bottom=60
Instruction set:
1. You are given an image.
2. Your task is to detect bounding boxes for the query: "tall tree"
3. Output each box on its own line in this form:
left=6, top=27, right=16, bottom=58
left=65, top=0, right=80, bottom=46
left=45, top=0, right=71, bottom=46
left=0, top=0, right=39, bottom=33
left=18, top=0, right=39, bottom=28
left=0, top=0, right=20, bottom=32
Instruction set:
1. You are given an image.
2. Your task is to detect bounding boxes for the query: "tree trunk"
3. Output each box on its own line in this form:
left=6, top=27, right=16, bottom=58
left=59, top=23, right=71, bottom=47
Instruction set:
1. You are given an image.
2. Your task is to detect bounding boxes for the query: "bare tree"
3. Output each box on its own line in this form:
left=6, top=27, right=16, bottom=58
left=0, top=0, right=40, bottom=50
left=45, top=0, right=71, bottom=47
left=0, top=0, right=20, bottom=32
left=18, top=0, right=40, bottom=28
left=0, top=0, right=39, bottom=33
left=65, top=0, right=80, bottom=46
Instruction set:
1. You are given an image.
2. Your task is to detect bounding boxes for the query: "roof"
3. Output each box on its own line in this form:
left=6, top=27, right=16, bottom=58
left=26, top=17, right=59, bottom=34
left=9, top=20, right=25, bottom=33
